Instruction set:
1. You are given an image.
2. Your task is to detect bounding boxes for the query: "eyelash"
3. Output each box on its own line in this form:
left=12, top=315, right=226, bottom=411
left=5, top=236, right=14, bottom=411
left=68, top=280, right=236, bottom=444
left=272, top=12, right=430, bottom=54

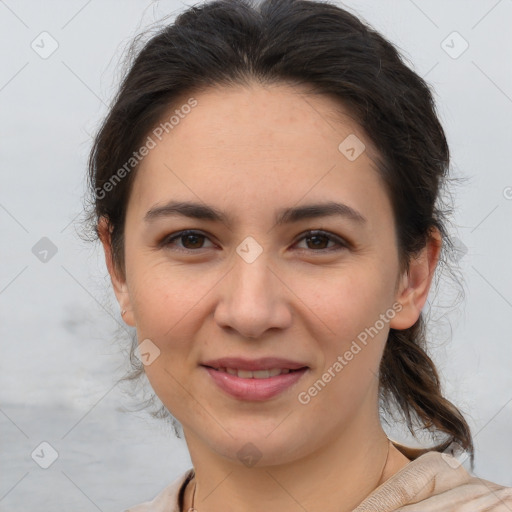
left=160, top=229, right=350, bottom=254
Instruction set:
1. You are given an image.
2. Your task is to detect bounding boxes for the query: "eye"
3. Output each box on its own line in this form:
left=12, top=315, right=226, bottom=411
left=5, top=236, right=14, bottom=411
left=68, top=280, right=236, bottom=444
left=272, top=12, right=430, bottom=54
left=294, top=230, right=349, bottom=252
left=161, top=230, right=216, bottom=252
left=160, top=229, right=349, bottom=253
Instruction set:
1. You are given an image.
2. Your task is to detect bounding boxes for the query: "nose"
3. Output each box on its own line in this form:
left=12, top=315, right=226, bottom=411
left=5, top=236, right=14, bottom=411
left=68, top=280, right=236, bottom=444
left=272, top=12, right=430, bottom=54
left=213, top=249, right=292, bottom=339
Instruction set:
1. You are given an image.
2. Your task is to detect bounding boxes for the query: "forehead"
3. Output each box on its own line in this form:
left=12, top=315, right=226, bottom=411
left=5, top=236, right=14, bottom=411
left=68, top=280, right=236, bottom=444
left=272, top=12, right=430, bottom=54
left=151, top=83, right=376, bottom=160
left=130, top=83, right=389, bottom=224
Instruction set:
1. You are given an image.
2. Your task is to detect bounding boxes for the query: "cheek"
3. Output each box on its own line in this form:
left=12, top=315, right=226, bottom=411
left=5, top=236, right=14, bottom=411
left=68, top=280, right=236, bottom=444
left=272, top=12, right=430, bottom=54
left=297, top=276, right=392, bottom=421
left=308, top=267, right=395, bottom=379
left=307, top=263, right=396, bottom=332
left=126, top=254, right=212, bottom=336
left=127, top=264, right=203, bottom=406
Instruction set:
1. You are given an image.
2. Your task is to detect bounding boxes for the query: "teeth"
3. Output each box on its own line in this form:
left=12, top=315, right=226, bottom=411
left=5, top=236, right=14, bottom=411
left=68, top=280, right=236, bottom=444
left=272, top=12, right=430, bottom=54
left=215, top=367, right=292, bottom=378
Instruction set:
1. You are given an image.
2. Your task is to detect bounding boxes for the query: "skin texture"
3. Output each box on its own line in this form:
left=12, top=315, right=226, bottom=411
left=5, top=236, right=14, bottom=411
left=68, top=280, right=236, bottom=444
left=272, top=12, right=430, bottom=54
left=99, top=82, right=441, bottom=512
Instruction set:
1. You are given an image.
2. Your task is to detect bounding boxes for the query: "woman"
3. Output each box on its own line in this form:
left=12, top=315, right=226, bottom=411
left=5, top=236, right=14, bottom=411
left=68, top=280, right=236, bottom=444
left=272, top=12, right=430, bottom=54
left=87, top=0, right=512, bottom=510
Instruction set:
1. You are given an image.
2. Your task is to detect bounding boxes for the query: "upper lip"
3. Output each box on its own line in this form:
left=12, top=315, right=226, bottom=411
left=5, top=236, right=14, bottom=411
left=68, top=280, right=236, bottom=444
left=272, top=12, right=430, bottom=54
left=201, top=357, right=308, bottom=371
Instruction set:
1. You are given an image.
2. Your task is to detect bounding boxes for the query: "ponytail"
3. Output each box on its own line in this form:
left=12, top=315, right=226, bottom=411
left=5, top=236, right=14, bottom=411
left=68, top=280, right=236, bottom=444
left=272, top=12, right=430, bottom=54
left=380, top=316, right=474, bottom=468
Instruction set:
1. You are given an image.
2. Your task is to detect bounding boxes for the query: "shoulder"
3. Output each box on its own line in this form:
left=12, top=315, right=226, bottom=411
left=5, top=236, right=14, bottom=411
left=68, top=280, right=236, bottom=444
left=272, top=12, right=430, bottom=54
left=354, top=449, right=512, bottom=511
left=123, top=468, right=194, bottom=512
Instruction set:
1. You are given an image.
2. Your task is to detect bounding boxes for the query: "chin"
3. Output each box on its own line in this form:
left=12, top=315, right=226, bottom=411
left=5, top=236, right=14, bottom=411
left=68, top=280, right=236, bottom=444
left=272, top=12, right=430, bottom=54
left=202, top=427, right=311, bottom=468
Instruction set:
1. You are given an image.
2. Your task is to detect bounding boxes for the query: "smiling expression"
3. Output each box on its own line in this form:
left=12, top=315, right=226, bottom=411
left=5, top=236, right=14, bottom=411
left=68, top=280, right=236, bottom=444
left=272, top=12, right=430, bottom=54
left=108, top=82, right=413, bottom=464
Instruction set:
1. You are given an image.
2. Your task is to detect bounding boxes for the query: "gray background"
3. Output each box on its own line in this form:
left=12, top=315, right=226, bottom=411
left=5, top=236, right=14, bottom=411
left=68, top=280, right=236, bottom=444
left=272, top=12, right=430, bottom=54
left=0, top=0, right=511, bottom=510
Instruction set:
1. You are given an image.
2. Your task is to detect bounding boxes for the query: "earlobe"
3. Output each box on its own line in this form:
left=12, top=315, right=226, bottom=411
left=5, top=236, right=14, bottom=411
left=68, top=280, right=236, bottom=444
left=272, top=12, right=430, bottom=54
left=97, top=217, right=135, bottom=326
left=389, top=228, right=442, bottom=331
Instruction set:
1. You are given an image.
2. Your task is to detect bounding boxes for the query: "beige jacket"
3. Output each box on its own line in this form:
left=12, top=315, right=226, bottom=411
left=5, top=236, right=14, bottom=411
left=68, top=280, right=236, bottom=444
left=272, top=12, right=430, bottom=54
left=125, top=445, right=512, bottom=511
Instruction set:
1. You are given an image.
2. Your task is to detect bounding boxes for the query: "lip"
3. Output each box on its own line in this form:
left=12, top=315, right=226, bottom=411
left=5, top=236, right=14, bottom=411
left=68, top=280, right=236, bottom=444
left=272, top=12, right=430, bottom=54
left=202, top=366, right=309, bottom=401
left=201, top=356, right=308, bottom=371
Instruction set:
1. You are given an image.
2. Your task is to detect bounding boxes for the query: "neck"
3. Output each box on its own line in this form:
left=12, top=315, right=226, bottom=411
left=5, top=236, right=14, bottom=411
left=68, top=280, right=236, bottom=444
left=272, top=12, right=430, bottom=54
left=183, top=418, right=409, bottom=512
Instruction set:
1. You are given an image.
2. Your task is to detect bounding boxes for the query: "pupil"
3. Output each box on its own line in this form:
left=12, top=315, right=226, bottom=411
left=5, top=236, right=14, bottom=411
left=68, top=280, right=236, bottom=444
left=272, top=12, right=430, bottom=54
left=309, top=235, right=327, bottom=249
left=184, top=234, right=203, bottom=248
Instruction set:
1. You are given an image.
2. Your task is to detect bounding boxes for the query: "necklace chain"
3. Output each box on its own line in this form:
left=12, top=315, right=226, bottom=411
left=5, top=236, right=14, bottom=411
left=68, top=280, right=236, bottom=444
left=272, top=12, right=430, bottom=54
left=185, top=440, right=391, bottom=511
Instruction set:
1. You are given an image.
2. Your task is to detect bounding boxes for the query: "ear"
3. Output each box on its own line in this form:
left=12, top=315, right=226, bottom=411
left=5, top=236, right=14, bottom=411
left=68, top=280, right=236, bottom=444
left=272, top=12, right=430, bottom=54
left=389, top=227, right=442, bottom=330
left=97, top=217, right=135, bottom=327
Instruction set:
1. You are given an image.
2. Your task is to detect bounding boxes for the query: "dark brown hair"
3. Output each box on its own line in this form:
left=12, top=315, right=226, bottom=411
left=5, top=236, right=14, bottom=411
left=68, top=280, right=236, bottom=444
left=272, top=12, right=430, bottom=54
left=86, top=0, right=473, bottom=465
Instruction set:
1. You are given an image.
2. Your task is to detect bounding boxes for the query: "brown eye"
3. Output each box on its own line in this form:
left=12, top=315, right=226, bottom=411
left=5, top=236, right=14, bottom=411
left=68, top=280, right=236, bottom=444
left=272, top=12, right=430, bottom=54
left=160, top=229, right=348, bottom=254
left=295, top=230, right=348, bottom=252
left=162, top=230, right=215, bottom=251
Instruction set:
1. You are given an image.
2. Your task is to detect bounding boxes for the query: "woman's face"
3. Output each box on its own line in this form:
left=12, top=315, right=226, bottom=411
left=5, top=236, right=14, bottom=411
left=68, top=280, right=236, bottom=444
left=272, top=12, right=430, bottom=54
left=112, top=83, right=414, bottom=465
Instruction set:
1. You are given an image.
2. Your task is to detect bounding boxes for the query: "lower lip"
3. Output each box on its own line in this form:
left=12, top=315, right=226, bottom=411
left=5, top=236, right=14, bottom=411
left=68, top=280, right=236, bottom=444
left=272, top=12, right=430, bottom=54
left=202, top=366, right=308, bottom=401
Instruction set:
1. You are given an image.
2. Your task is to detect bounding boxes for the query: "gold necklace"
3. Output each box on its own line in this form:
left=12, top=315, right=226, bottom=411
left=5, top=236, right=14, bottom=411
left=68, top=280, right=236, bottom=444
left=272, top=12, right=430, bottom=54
left=186, top=440, right=391, bottom=511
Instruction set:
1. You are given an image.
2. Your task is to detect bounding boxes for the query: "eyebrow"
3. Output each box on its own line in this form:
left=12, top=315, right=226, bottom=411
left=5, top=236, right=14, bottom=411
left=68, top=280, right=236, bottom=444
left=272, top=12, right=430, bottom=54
left=144, top=200, right=367, bottom=227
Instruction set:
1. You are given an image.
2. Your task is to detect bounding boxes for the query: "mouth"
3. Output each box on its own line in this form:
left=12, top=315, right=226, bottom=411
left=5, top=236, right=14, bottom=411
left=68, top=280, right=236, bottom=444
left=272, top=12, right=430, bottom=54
left=201, top=365, right=309, bottom=401
left=203, top=366, right=305, bottom=378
